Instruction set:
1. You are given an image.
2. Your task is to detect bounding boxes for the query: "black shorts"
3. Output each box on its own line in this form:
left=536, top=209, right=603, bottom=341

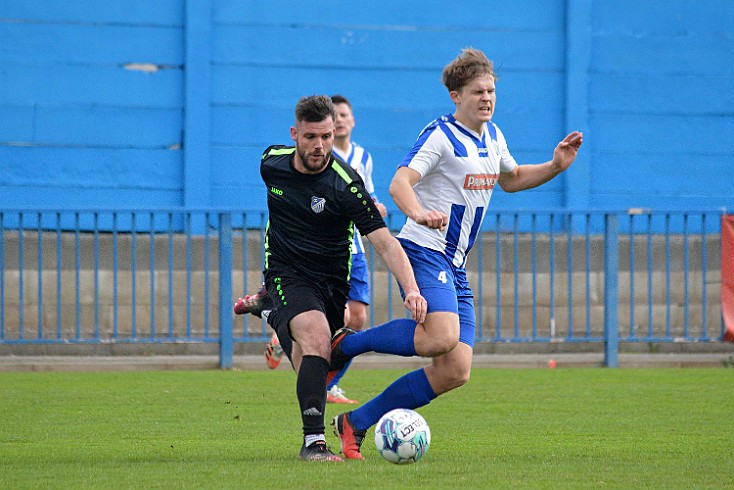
left=264, top=268, right=348, bottom=340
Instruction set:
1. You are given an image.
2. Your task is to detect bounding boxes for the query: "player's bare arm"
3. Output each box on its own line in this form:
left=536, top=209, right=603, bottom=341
left=389, top=167, right=449, bottom=231
left=365, top=227, right=427, bottom=324
left=497, top=131, right=583, bottom=193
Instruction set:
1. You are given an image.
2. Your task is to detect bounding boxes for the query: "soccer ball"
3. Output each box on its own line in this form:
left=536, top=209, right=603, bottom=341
left=374, top=408, right=431, bottom=464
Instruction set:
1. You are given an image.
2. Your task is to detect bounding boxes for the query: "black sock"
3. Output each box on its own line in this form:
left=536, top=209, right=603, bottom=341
left=297, top=355, right=329, bottom=437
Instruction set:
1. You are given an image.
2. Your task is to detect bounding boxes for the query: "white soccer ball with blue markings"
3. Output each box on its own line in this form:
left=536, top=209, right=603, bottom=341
left=374, top=408, right=431, bottom=464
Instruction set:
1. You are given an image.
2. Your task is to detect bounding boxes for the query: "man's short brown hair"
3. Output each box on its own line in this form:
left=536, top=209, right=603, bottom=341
left=441, top=48, right=496, bottom=93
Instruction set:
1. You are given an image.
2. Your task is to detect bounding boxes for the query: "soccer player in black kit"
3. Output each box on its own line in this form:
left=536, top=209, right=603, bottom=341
left=259, top=95, right=427, bottom=462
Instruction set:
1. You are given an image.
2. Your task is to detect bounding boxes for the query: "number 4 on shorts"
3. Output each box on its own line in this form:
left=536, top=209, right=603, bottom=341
left=437, top=271, right=447, bottom=284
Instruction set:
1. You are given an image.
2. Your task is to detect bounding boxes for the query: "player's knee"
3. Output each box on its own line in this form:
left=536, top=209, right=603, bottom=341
left=417, top=330, right=459, bottom=357
left=346, top=303, right=367, bottom=330
left=432, top=365, right=471, bottom=394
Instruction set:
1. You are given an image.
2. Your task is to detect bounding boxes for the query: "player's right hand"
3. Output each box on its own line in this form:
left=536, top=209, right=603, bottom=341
left=414, top=210, right=449, bottom=231
left=403, top=290, right=427, bottom=324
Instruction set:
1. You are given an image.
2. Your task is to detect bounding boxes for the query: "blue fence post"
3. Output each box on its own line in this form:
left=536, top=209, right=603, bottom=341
left=604, top=213, right=619, bottom=367
left=218, top=212, right=234, bottom=369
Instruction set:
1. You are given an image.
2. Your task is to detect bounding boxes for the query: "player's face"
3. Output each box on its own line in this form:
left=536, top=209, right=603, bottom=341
left=333, top=103, right=355, bottom=139
left=290, top=118, right=335, bottom=174
left=451, top=74, right=496, bottom=134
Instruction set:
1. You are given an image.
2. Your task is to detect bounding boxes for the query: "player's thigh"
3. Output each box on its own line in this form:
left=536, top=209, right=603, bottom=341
left=289, top=309, right=332, bottom=358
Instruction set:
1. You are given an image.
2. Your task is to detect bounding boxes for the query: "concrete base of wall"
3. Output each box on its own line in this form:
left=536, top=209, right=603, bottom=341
left=1, top=341, right=732, bottom=371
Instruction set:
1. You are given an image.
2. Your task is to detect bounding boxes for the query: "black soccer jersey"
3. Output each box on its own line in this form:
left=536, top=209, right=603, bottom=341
left=260, top=145, right=387, bottom=288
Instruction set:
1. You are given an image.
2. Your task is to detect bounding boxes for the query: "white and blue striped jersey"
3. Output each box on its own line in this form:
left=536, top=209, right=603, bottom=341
left=396, top=114, right=518, bottom=268
left=333, top=141, right=378, bottom=255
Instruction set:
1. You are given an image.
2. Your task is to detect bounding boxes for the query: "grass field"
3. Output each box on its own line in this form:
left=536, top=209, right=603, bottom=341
left=1, top=367, right=733, bottom=489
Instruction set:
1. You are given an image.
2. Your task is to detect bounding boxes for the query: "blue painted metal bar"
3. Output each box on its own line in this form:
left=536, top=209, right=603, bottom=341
left=18, top=213, right=25, bottom=339
left=665, top=214, right=671, bottom=338
left=94, top=212, right=100, bottom=339
left=683, top=213, right=690, bottom=338
left=37, top=212, right=43, bottom=339
left=167, top=212, right=174, bottom=338
left=549, top=213, right=556, bottom=339
left=701, top=213, right=708, bottom=338
left=647, top=214, right=654, bottom=337
left=149, top=212, right=156, bottom=339
left=476, top=225, right=484, bottom=340
left=56, top=212, right=62, bottom=339
left=494, top=214, right=501, bottom=340
left=531, top=213, right=537, bottom=338
left=604, top=213, right=619, bottom=368
left=218, top=212, right=233, bottom=369
left=585, top=213, right=591, bottom=337
left=131, top=213, right=137, bottom=338
left=73, top=213, right=79, bottom=339
left=513, top=214, right=519, bottom=338
left=566, top=213, right=573, bottom=339
left=204, top=212, right=211, bottom=337
left=185, top=213, right=193, bottom=338
left=629, top=214, right=636, bottom=338
left=112, top=213, right=119, bottom=339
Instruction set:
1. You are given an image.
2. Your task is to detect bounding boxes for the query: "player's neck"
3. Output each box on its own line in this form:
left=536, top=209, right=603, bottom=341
left=333, top=136, right=351, bottom=154
left=453, top=112, right=484, bottom=136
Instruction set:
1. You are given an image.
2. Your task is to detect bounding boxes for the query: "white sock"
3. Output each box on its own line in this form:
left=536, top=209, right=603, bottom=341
left=304, top=434, right=326, bottom=447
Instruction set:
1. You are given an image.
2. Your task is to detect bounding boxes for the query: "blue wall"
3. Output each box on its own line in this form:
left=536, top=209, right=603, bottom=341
left=1, top=1, right=732, bottom=215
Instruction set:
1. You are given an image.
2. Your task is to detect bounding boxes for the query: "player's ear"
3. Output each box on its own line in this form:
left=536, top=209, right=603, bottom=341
left=290, top=126, right=297, bottom=143
left=449, top=90, right=461, bottom=104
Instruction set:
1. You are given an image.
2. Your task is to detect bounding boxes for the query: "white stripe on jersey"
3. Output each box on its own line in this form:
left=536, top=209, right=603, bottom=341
left=333, top=141, right=377, bottom=255
left=396, top=114, right=518, bottom=267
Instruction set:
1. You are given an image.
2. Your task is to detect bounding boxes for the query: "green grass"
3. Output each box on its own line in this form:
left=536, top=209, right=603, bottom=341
left=1, top=368, right=733, bottom=489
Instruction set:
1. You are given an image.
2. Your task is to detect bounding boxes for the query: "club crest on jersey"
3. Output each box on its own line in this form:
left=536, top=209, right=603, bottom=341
left=463, top=173, right=498, bottom=190
left=311, top=196, right=326, bottom=213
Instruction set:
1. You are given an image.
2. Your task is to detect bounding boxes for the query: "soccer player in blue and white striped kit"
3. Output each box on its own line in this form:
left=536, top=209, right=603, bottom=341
left=331, top=48, right=583, bottom=459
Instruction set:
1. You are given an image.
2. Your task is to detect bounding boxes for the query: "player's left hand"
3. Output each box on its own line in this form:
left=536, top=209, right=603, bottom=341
left=403, top=290, right=427, bottom=324
left=375, top=201, right=388, bottom=218
left=552, top=131, right=583, bottom=172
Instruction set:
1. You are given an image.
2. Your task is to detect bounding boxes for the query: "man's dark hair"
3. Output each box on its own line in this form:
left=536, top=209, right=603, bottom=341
left=330, top=94, right=352, bottom=109
left=295, top=95, right=336, bottom=123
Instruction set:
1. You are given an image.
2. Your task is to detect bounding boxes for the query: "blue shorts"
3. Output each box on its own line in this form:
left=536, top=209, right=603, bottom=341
left=398, top=238, right=476, bottom=347
left=348, top=251, right=370, bottom=304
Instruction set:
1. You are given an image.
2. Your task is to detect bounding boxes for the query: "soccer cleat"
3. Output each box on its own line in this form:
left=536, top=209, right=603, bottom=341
left=298, top=441, right=344, bottom=462
left=327, top=385, right=358, bottom=405
left=327, top=328, right=356, bottom=386
left=331, top=411, right=366, bottom=460
left=233, top=284, right=269, bottom=317
left=264, top=332, right=284, bottom=369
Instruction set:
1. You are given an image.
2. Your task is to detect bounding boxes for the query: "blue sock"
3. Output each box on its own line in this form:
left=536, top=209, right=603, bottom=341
left=341, top=318, right=416, bottom=358
left=327, top=359, right=352, bottom=390
left=350, top=368, right=437, bottom=430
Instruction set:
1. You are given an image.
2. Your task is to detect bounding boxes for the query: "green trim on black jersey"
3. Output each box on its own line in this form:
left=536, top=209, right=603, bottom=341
left=264, top=147, right=296, bottom=159
left=330, top=160, right=352, bottom=183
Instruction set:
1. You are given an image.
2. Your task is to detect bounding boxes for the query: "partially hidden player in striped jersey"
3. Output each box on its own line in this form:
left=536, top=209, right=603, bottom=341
left=330, top=48, right=583, bottom=459
left=253, top=95, right=427, bottom=462
left=325, top=94, right=388, bottom=405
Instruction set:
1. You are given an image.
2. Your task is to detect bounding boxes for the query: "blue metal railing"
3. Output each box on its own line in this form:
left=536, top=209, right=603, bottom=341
left=0, top=208, right=726, bottom=368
